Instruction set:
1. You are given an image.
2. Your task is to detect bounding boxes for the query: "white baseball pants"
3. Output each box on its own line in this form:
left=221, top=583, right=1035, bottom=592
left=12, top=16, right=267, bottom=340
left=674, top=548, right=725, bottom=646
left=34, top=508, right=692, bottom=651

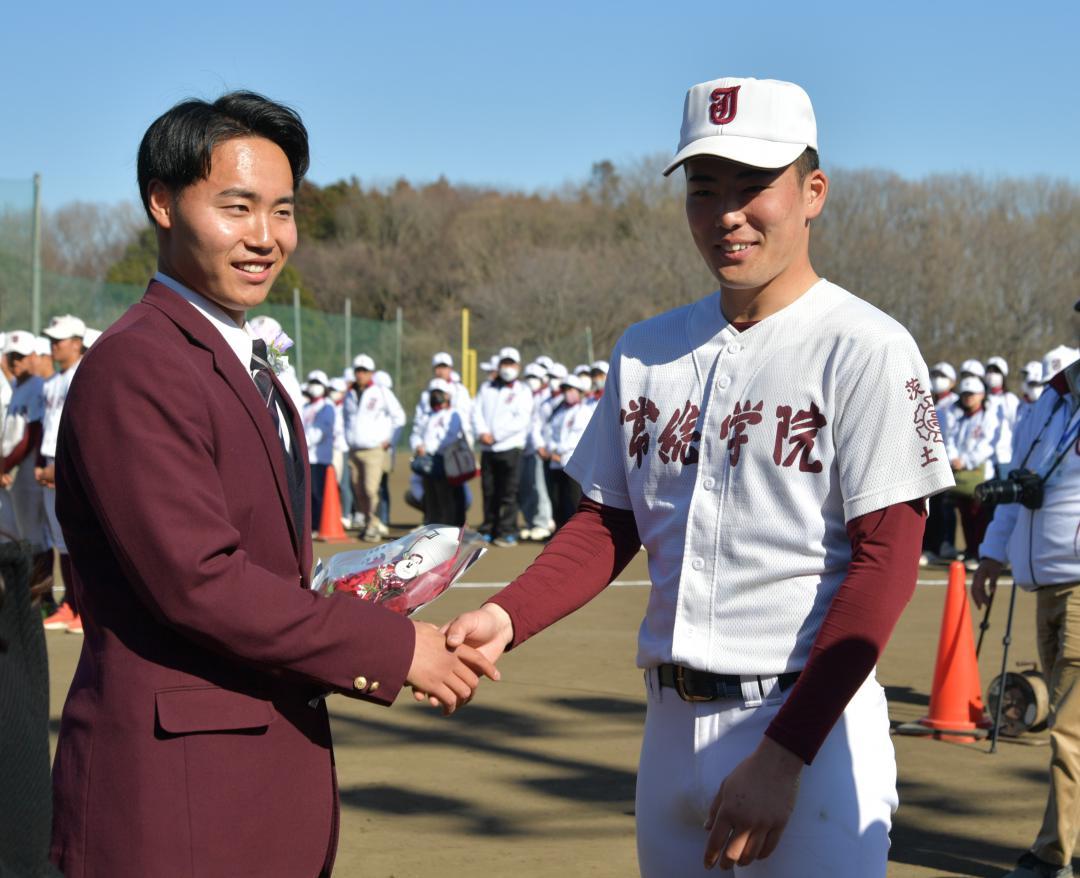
left=635, top=669, right=897, bottom=877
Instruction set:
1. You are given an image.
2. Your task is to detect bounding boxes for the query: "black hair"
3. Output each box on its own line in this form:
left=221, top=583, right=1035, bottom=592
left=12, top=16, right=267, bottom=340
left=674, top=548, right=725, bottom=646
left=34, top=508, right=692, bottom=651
left=792, top=147, right=820, bottom=181
left=137, top=90, right=309, bottom=223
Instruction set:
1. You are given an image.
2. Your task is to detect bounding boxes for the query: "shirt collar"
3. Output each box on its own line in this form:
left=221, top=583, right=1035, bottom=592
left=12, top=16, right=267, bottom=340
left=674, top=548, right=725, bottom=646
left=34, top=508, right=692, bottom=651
left=154, top=272, right=254, bottom=371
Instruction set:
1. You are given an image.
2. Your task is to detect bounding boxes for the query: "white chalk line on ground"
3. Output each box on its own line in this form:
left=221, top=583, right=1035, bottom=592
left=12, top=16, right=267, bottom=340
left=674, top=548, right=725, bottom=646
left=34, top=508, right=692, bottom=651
left=453, top=577, right=1009, bottom=589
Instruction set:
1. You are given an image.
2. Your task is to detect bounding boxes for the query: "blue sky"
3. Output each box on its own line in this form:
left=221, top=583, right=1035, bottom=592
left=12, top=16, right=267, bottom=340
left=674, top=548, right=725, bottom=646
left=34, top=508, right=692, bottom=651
left=3, top=1, right=1077, bottom=209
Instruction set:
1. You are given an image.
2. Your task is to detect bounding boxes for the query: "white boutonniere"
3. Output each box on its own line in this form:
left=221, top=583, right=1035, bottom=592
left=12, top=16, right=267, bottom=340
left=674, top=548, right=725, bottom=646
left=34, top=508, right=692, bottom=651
left=250, top=317, right=294, bottom=375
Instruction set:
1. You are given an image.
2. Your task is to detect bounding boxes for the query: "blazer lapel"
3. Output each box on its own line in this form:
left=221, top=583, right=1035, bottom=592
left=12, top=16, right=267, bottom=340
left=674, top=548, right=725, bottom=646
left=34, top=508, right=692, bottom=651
left=141, top=283, right=303, bottom=560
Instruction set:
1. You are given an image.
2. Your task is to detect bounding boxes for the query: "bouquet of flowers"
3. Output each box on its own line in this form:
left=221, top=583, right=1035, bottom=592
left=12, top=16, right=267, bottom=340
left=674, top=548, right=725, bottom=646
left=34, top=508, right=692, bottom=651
left=310, top=525, right=486, bottom=616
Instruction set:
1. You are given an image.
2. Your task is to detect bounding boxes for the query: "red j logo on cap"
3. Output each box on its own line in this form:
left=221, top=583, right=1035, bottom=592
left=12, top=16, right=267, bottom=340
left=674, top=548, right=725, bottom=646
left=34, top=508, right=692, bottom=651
left=709, top=86, right=740, bottom=126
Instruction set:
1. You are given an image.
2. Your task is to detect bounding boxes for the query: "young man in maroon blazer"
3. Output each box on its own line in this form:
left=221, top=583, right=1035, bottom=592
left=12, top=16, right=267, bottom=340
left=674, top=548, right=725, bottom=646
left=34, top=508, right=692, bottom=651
left=49, top=92, right=497, bottom=878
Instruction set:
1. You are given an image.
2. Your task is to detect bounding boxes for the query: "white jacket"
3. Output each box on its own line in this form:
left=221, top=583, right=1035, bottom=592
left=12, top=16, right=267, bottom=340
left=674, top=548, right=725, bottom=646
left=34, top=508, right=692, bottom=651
left=980, top=369, right=1080, bottom=588
left=303, top=398, right=337, bottom=465
left=944, top=402, right=1000, bottom=478
left=471, top=379, right=534, bottom=452
left=421, top=407, right=469, bottom=455
left=343, top=383, right=406, bottom=450
left=548, top=398, right=596, bottom=470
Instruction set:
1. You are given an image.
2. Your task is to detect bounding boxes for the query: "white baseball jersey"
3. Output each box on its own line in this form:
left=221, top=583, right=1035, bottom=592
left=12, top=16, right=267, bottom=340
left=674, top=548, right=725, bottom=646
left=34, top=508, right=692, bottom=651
left=565, top=279, right=955, bottom=675
left=41, top=363, right=81, bottom=460
left=4, top=376, right=46, bottom=490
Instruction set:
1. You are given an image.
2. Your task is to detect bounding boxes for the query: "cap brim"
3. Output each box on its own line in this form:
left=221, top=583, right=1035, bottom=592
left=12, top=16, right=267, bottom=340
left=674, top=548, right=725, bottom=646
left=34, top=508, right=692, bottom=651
left=662, top=136, right=808, bottom=176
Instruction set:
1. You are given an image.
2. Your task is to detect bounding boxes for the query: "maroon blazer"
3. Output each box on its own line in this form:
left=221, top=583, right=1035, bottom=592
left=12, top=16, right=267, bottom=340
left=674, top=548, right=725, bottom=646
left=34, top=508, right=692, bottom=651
left=50, top=282, right=416, bottom=878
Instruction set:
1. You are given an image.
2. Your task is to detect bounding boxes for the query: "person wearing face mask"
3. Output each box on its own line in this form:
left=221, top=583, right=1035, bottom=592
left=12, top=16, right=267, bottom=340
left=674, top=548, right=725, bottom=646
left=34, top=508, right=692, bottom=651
left=472, top=347, right=535, bottom=546
left=589, top=360, right=609, bottom=399
left=924, top=362, right=959, bottom=565
left=945, top=375, right=1002, bottom=570
left=1018, top=361, right=1045, bottom=424
left=417, top=378, right=469, bottom=527
left=302, top=371, right=336, bottom=535
left=517, top=363, right=555, bottom=542
left=985, top=356, right=1020, bottom=480
left=547, top=375, right=596, bottom=528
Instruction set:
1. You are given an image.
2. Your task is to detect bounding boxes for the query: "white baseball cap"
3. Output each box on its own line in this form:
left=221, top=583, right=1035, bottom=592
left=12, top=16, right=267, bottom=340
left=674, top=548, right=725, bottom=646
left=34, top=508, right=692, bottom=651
left=33, top=337, right=52, bottom=357
left=43, top=314, right=86, bottom=340
left=548, top=362, right=568, bottom=380
left=428, top=377, right=453, bottom=394
left=83, top=328, right=102, bottom=348
left=959, top=358, right=985, bottom=378
left=573, top=363, right=590, bottom=377
left=590, top=359, right=610, bottom=374
left=958, top=376, right=985, bottom=395
left=560, top=374, right=590, bottom=393
left=663, top=77, right=817, bottom=176
left=480, top=358, right=496, bottom=372
left=1043, top=345, right=1080, bottom=379
left=985, top=356, right=1008, bottom=375
left=498, top=346, right=521, bottom=364
left=431, top=351, right=453, bottom=368
left=4, top=330, right=36, bottom=356
left=535, top=355, right=554, bottom=372
left=450, top=369, right=461, bottom=383
left=329, top=377, right=348, bottom=393
left=352, top=353, right=375, bottom=371
left=306, top=369, right=329, bottom=386
left=1022, top=361, right=1044, bottom=383
left=373, top=370, right=393, bottom=388
left=930, top=362, right=956, bottom=382
left=523, top=363, right=546, bottom=380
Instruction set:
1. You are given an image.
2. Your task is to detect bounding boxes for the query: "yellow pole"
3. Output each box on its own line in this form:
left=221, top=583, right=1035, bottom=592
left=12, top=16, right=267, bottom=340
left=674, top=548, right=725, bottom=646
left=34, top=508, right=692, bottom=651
left=461, top=307, right=470, bottom=389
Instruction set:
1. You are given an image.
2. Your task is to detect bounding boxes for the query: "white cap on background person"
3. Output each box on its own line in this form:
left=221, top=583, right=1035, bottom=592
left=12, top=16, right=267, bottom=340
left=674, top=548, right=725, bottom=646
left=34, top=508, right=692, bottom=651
left=43, top=314, right=86, bottom=340
left=535, top=355, right=554, bottom=372
left=4, top=330, right=36, bottom=356
left=428, top=377, right=453, bottom=394
left=1042, top=345, right=1080, bottom=379
left=480, top=358, right=496, bottom=372
left=590, top=360, right=610, bottom=375
left=523, top=363, right=546, bottom=380
left=930, top=362, right=957, bottom=382
left=958, top=376, right=985, bottom=395
left=560, top=374, right=590, bottom=393
left=450, top=370, right=461, bottom=383
left=431, top=351, right=453, bottom=368
left=352, top=353, right=375, bottom=371
left=663, top=77, right=817, bottom=176
left=985, top=356, right=1008, bottom=375
left=306, top=369, right=330, bottom=386
left=373, top=370, right=393, bottom=388
left=1021, top=361, right=1044, bottom=384
left=548, top=362, right=568, bottom=381
left=329, top=377, right=348, bottom=394
left=959, top=358, right=985, bottom=378
left=33, top=337, right=52, bottom=357
left=498, top=346, right=521, bottom=364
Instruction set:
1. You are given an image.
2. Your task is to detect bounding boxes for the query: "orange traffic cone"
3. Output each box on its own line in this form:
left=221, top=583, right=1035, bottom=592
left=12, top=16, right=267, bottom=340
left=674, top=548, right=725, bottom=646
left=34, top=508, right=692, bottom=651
left=911, top=561, right=990, bottom=742
left=315, top=466, right=348, bottom=542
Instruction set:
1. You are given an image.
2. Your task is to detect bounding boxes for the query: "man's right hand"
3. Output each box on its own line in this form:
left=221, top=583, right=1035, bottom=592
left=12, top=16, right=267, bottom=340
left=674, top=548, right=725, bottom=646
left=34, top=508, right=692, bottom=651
left=971, top=558, right=1004, bottom=609
left=405, top=620, right=500, bottom=716
left=443, top=603, right=515, bottom=665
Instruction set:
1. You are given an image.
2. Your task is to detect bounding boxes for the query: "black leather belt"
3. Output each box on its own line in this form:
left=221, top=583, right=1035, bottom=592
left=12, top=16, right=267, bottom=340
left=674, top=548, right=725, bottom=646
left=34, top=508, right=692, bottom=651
left=656, top=663, right=800, bottom=703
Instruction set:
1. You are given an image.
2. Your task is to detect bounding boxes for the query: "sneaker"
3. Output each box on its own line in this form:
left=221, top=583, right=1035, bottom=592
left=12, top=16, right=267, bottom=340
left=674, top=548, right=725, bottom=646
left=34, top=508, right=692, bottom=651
left=519, top=528, right=533, bottom=541
left=965, top=556, right=980, bottom=572
left=43, top=603, right=76, bottom=630
left=350, top=513, right=366, bottom=530
left=361, top=529, right=381, bottom=543
left=375, top=519, right=390, bottom=537
left=493, top=535, right=518, bottom=548
left=1004, top=851, right=1074, bottom=878
left=529, top=526, right=552, bottom=541
left=65, top=615, right=83, bottom=635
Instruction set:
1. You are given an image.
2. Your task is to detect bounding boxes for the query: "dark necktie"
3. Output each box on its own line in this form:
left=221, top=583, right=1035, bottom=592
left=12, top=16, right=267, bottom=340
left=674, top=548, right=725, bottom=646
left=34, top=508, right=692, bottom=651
left=250, top=340, right=306, bottom=533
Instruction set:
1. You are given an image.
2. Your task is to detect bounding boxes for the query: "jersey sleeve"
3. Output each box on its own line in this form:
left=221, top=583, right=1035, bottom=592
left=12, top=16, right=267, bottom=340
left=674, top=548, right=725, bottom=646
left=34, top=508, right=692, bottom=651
left=563, top=339, right=633, bottom=510
left=834, top=333, right=954, bottom=521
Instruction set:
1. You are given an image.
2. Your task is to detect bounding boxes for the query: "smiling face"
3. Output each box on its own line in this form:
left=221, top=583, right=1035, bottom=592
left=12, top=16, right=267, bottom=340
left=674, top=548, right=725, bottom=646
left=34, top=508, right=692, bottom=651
left=148, top=136, right=297, bottom=323
left=684, top=156, right=827, bottom=306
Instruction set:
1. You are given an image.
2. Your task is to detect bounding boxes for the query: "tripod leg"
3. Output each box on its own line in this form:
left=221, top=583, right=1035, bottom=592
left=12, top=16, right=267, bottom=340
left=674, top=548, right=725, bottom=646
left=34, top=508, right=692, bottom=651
left=990, top=581, right=1019, bottom=753
left=976, top=584, right=996, bottom=659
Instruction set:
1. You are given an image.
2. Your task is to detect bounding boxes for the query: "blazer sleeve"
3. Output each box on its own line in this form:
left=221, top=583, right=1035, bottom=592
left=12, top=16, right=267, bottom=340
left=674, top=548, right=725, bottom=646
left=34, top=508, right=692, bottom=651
left=57, top=334, right=415, bottom=704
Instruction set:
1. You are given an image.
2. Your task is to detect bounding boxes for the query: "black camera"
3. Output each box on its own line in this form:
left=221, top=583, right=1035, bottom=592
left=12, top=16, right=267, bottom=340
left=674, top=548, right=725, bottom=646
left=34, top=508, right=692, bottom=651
left=974, top=468, right=1043, bottom=509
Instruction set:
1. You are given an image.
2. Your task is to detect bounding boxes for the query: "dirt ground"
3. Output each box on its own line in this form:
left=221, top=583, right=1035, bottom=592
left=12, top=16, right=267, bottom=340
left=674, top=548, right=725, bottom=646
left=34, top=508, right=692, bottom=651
left=45, top=468, right=1052, bottom=877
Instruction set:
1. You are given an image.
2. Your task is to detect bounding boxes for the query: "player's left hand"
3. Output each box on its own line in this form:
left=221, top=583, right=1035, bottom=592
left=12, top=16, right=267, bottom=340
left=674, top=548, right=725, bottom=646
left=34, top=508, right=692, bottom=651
left=703, top=736, right=803, bottom=870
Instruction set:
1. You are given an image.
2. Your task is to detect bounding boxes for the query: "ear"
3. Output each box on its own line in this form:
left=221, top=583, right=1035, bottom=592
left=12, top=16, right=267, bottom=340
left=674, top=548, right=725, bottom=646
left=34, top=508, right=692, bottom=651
left=146, top=180, right=175, bottom=230
left=804, top=169, right=829, bottom=220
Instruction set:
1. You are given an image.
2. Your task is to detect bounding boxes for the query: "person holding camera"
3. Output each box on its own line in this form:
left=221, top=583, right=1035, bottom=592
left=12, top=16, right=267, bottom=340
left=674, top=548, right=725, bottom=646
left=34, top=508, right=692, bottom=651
left=973, top=345, right=1080, bottom=878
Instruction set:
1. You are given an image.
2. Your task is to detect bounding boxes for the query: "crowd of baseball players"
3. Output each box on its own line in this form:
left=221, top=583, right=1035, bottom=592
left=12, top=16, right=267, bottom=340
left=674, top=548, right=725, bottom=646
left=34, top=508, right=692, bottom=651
left=925, top=345, right=1080, bottom=572
left=0, top=313, right=610, bottom=634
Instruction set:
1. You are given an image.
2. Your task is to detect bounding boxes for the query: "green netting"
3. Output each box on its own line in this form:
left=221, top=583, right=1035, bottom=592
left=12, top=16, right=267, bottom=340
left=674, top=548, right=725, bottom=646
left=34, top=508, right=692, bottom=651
left=0, top=178, right=34, bottom=328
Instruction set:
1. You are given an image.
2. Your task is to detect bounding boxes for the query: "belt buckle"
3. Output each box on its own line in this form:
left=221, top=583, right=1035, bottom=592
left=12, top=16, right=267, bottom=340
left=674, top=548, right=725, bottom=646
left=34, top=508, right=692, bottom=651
left=674, top=665, right=714, bottom=702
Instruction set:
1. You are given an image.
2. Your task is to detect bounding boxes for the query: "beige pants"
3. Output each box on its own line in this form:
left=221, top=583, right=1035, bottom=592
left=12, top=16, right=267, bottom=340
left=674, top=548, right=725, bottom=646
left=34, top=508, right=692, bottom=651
left=1033, top=582, right=1080, bottom=866
left=348, top=447, right=385, bottom=527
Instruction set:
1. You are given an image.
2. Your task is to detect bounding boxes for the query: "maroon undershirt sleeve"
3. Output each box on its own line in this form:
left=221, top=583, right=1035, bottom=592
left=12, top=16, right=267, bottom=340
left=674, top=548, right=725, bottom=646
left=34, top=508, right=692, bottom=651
left=3, top=421, right=42, bottom=473
left=764, top=498, right=927, bottom=764
left=486, top=497, right=641, bottom=647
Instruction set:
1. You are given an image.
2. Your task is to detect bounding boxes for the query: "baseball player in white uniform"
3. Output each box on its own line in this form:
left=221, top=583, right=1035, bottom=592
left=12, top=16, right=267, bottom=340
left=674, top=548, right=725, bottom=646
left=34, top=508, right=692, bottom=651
left=441, top=77, right=954, bottom=876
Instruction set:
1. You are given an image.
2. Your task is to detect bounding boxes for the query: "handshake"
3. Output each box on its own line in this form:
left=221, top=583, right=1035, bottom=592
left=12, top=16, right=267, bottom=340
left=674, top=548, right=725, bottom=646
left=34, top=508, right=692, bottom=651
left=404, top=604, right=514, bottom=715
